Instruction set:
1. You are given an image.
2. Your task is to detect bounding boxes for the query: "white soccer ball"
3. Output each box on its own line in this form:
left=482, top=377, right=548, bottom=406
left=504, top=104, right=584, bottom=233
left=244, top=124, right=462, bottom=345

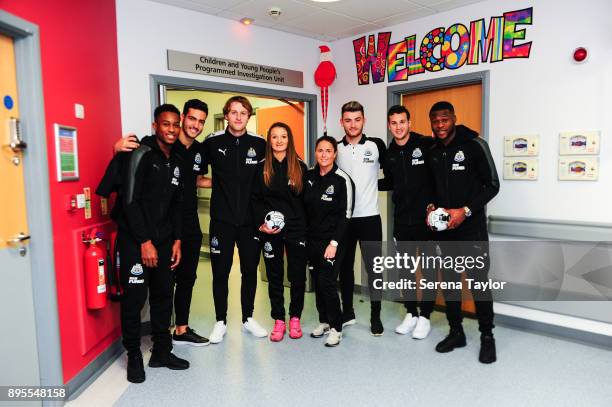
left=428, top=208, right=450, bottom=231
left=265, top=211, right=285, bottom=231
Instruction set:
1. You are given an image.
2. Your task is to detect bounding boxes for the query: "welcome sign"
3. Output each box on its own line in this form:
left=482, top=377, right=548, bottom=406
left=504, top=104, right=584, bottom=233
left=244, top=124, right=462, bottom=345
left=353, top=7, right=533, bottom=85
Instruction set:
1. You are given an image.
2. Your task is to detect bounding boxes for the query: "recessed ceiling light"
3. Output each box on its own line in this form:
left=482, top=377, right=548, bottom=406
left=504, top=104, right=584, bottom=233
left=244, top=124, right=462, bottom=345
left=311, top=0, right=341, bottom=3
left=240, top=17, right=254, bottom=25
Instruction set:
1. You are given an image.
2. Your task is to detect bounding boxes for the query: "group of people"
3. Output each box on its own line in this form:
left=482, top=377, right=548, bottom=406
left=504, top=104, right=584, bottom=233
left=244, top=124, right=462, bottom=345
left=100, top=94, right=499, bottom=384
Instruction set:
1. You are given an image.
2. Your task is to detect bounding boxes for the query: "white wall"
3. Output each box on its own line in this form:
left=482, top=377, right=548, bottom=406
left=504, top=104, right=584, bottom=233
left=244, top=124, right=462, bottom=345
left=116, top=0, right=324, bottom=137
left=329, top=0, right=612, bottom=224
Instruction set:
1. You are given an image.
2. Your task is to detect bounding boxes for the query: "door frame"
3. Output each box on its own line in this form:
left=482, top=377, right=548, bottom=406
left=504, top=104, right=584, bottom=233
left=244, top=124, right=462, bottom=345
left=385, top=70, right=490, bottom=239
left=0, top=10, right=63, bottom=389
left=150, top=74, right=318, bottom=165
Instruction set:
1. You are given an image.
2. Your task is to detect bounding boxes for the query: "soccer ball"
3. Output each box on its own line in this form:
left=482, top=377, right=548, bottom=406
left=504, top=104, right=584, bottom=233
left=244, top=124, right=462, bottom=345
left=265, top=211, right=285, bottom=231
left=428, top=208, right=450, bottom=231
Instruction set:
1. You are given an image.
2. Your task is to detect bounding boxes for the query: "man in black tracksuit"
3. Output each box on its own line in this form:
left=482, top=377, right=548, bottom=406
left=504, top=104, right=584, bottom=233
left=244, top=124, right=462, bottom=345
left=200, top=96, right=267, bottom=343
left=116, top=104, right=189, bottom=383
left=379, top=105, right=437, bottom=338
left=112, top=100, right=211, bottom=346
left=426, top=101, right=500, bottom=364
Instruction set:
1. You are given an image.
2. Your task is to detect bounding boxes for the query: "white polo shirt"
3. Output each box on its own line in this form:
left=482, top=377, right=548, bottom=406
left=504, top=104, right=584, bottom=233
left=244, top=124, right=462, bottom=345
left=336, top=134, right=386, bottom=218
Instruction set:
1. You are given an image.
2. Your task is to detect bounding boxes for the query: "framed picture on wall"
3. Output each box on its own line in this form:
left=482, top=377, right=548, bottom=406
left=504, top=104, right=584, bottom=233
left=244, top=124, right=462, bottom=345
left=54, top=124, right=79, bottom=182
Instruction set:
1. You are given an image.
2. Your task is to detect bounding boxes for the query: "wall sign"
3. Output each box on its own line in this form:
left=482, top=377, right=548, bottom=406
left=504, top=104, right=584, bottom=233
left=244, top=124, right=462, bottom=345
left=504, top=157, right=538, bottom=180
left=167, top=50, right=304, bottom=88
left=504, top=134, right=539, bottom=156
left=558, top=157, right=599, bottom=181
left=559, top=131, right=600, bottom=155
left=54, top=124, right=79, bottom=182
left=353, top=7, right=533, bottom=85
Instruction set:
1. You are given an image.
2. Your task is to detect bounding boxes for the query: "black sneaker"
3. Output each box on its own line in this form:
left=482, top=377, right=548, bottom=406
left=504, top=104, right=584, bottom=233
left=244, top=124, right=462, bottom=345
left=435, top=330, right=467, bottom=353
left=172, top=327, right=210, bottom=347
left=370, top=314, right=384, bottom=336
left=479, top=335, right=497, bottom=364
left=127, top=354, right=145, bottom=383
left=148, top=352, right=190, bottom=370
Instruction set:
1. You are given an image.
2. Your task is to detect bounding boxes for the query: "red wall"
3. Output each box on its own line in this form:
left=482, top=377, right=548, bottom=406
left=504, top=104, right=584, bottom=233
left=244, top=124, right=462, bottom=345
left=3, top=0, right=123, bottom=383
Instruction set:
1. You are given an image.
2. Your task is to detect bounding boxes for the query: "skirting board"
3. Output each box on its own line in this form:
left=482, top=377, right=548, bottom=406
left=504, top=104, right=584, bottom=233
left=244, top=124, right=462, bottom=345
left=66, top=321, right=151, bottom=400
left=354, top=284, right=612, bottom=349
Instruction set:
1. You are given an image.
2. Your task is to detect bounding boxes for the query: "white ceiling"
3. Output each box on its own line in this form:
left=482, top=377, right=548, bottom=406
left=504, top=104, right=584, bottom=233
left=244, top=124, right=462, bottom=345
left=148, top=0, right=485, bottom=41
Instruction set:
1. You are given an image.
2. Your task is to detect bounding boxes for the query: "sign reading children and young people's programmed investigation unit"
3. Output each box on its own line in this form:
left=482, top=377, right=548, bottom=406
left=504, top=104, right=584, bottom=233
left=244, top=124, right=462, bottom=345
left=353, top=7, right=533, bottom=85
left=167, top=50, right=304, bottom=88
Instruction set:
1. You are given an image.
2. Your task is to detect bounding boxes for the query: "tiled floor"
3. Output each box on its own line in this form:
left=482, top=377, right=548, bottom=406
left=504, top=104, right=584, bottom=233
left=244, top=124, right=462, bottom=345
left=67, top=256, right=612, bottom=407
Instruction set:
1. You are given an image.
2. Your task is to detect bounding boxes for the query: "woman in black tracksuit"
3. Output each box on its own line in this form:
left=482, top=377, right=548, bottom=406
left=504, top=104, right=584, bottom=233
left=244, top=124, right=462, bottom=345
left=253, top=122, right=308, bottom=342
left=303, top=135, right=355, bottom=347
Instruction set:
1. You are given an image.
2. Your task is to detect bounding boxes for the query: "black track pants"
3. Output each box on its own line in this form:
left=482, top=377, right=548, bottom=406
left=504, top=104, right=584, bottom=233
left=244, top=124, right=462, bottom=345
left=209, top=220, right=261, bottom=323
left=339, top=215, right=383, bottom=314
left=261, top=234, right=307, bottom=321
left=118, top=231, right=173, bottom=355
left=308, top=239, right=344, bottom=332
left=173, top=235, right=202, bottom=326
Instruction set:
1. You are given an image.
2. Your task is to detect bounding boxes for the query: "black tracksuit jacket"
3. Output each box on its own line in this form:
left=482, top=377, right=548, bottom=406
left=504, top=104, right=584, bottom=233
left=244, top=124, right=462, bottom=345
left=201, top=129, right=266, bottom=226
left=118, top=135, right=183, bottom=244
left=252, top=157, right=309, bottom=242
left=173, top=139, right=206, bottom=238
left=379, top=132, right=435, bottom=226
left=303, top=164, right=355, bottom=243
left=428, top=125, right=499, bottom=231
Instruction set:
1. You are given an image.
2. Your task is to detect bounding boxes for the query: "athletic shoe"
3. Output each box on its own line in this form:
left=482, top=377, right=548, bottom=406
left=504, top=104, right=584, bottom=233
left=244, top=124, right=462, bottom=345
left=127, top=353, right=145, bottom=383
left=395, top=313, right=418, bottom=335
left=479, top=334, right=497, bottom=364
left=209, top=321, right=227, bottom=344
left=289, top=317, right=302, bottom=339
left=370, top=316, right=384, bottom=336
left=270, top=320, right=286, bottom=342
left=243, top=317, right=268, bottom=338
left=310, top=323, right=330, bottom=338
left=412, top=316, right=431, bottom=339
left=435, top=330, right=466, bottom=353
left=342, top=310, right=356, bottom=327
left=148, top=352, right=190, bottom=370
left=325, top=328, right=342, bottom=347
left=172, top=327, right=210, bottom=346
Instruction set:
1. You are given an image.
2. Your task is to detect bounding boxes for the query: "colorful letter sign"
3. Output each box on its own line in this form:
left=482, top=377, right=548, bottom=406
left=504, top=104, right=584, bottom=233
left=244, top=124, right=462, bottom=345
left=353, top=7, right=533, bottom=85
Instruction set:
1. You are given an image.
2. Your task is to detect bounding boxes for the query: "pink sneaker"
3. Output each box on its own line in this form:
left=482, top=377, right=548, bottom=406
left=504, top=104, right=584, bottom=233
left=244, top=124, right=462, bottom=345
left=270, top=320, right=286, bottom=342
left=289, top=317, right=302, bottom=339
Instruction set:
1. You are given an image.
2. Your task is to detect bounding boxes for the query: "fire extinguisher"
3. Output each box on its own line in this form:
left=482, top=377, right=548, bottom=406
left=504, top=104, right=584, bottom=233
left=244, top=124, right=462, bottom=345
left=84, top=228, right=108, bottom=309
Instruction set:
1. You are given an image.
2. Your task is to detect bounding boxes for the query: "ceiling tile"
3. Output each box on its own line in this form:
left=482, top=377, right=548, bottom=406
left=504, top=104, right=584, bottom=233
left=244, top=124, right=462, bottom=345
left=225, top=0, right=320, bottom=26
left=147, top=0, right=223, bottom=14
left=185, top=0, right=252, bottom=10
left=283, top=9, right=364, bottom=34
left=330, top=23, right=381, bottom=39
left=413, top=0, right=484, bottom=12
left=320, top=0, right=425, bottom=23
left=374, top=7, right=436, bottom=27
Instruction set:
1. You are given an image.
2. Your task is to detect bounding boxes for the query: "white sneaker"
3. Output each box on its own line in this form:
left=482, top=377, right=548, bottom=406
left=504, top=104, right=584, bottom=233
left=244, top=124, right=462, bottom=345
left=395, top=313, right=418, bottom=335
left=209, top=321, right=227, bottom=344
left=325, top=328, right=342, bottom=347
left=242, top=317, right=268, bottom=338
left=412, top=316, right=431, bottom=339
left=342, top=318, right=356, bottom=328
left=310, top=323, right=330, bottom=338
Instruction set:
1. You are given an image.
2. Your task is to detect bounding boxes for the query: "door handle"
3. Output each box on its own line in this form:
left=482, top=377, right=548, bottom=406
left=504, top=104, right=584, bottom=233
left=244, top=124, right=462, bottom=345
left=8, top=232, right=31, bottom=244
left=7, top=117, right=27, bottom=153
left=7, top=233, right=30, bottom=257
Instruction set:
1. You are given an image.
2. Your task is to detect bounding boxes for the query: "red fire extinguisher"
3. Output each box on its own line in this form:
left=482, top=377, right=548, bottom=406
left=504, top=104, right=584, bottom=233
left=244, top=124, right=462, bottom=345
left=84, top=228, right=108, bottom=309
